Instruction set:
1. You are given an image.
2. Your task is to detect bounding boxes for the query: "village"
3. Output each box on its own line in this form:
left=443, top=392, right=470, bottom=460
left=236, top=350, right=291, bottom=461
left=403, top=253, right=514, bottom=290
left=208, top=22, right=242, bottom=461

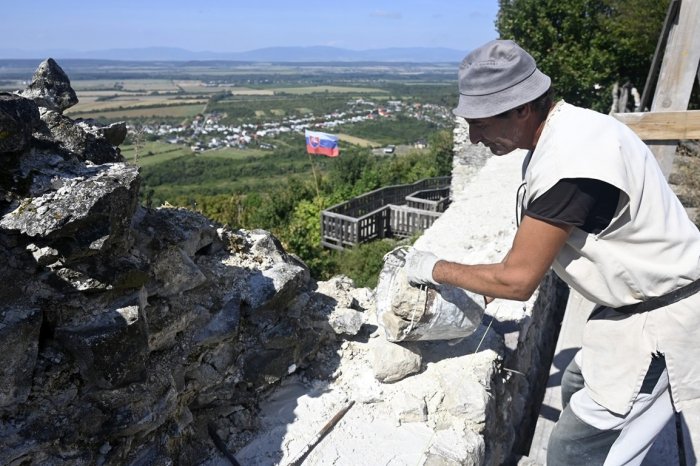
left=134, top=97, right=453, bottom=153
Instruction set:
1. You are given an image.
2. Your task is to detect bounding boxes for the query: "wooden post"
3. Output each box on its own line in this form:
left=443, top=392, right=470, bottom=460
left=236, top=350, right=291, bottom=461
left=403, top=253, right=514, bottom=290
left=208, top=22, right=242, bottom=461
left=612, top=110, right=700, bottom=140
left=647, top=0, right=700, bottom=177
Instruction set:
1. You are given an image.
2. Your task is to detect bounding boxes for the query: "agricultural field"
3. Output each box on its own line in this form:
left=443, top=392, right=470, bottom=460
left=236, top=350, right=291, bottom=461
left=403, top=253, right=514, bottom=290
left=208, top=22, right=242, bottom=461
left=120, top=141, right=194, bottom=167
left=335, top=133, right=380, bottom=147
left=0, top=59, right=456, bottom=205
left=68, top=102, right=206, bottom=120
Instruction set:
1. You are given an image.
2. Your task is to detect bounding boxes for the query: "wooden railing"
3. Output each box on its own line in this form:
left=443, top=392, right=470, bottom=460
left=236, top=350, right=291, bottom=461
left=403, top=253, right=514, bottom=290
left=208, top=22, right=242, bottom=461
left=321, top=177, right=451, bottom=250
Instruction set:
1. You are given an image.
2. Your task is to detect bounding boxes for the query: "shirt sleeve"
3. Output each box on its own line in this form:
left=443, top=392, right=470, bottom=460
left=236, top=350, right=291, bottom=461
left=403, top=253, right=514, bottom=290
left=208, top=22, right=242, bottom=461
left=524, top=178, right=620, bottom=234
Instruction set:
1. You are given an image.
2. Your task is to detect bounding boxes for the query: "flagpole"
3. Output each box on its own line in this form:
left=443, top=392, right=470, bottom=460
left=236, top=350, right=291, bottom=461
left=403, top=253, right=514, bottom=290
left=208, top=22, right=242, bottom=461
left=307, top=151, right=321, bottom=199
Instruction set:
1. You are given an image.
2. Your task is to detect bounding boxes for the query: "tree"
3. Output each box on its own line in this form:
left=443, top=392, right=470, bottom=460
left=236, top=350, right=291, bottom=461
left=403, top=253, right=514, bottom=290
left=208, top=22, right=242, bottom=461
left=496, top=0, right=670, bottom=111
left=429, top=130, right=455, bottom=176
left=602, top=0, right=671, bottom=97
left=284, top=196, right=335, bottom=278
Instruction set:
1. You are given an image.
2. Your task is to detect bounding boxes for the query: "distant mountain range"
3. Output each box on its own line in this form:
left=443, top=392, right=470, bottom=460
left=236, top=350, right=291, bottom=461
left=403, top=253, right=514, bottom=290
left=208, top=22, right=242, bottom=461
left=0, top=46, right=467, bottom=63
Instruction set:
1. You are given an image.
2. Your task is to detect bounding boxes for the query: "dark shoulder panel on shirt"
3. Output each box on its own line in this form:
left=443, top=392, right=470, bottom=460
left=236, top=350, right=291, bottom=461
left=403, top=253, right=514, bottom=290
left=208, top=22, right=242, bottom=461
left=523, top=178, right=620, bottom=234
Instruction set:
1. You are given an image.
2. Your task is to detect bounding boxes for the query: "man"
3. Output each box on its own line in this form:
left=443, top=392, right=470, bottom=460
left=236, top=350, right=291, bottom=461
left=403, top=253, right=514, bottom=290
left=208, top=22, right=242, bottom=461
left=404, top=39, right=700, bottom=465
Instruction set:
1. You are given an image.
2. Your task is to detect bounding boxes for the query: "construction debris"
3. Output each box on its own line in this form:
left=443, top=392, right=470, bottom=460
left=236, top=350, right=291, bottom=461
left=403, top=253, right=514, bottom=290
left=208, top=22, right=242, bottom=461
left=376, top=247, right=484, bottom=342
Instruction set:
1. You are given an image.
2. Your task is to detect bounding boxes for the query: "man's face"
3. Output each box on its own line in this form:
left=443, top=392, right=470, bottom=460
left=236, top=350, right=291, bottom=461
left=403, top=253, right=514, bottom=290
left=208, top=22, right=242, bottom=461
left=465, top=109, right=527, bottom=155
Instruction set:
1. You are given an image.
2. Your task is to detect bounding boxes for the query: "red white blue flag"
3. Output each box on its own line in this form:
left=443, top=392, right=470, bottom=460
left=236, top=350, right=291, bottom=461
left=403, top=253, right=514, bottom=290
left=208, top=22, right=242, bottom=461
left=305, top=130, right=339, bottom=157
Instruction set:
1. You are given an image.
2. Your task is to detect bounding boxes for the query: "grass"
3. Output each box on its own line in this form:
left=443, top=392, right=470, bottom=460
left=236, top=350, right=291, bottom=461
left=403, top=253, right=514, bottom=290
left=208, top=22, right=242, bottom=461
left=336, top=133, right=380, bottom=147
left=67, top=97, right=206, bottom=114
left=197, top=147, right=267, bottom=160
left=274, top=86, right=388, bottom=94
left=121, top=142, right=193, bottom=167
left=68, top=103, right=206, bottom=120
left=72, top=79, right=182, bottom=92
left=147, top=171, right=301, bottom=204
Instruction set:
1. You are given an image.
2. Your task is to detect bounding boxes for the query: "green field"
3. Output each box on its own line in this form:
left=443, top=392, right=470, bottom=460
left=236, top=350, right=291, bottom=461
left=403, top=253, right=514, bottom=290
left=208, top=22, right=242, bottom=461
left=274, top=85, right=388, bottom=94
left=122, top=142, right=269, bottom=166
left=197, top=147, right=268, bottom=160
left=121, top=142, right=193, bottom=167
left=72, top=79, right=183, bottom=92
left=336, top=133, right=381, bottom=147
left=68, top=103, right=206, bottom=120
left=120, top=137, right=334, bottom=205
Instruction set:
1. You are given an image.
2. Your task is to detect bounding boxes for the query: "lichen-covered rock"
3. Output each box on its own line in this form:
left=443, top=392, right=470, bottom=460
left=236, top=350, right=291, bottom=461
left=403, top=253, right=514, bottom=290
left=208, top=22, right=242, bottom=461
left=55, top=304, right=149, bottom=389
left=132, top=205, right=223, bottom=257
left=36, top=110, right=124, bottom=164
left=0, top=161, right=140, bottom=261
left=0, top=93, right=40, bottom=153
left=77, top=120, right=128, bottom=147
left=0, top=307, right=42, bottom=407
left=17, top=58, right=78, bottom=113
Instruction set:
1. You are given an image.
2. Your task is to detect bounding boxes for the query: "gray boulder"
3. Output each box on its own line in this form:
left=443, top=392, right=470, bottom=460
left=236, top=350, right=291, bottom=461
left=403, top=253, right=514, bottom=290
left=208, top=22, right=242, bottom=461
left=36, top=110, right=124, bottom=164
left=17, top=58, right=78, bottom=113
left=0, top=160, right=140, bottom=262
left=0, top=307, right=42, bottom=407
left=0, top=93, right=40, bottom=153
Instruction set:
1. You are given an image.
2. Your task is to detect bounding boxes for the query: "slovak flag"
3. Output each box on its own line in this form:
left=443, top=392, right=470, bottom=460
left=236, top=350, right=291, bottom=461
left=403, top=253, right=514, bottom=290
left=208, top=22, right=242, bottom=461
left=305, top=130, right=340, bottom=157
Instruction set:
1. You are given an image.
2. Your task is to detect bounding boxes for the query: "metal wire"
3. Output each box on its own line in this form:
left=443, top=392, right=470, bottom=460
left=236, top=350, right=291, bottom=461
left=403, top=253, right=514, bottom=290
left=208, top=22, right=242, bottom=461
left=474, top=304, right=499, bottom=354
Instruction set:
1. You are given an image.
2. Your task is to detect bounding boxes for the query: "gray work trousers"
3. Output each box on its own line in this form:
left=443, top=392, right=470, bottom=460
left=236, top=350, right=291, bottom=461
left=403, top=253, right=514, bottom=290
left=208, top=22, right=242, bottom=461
left=547, top=351, right=677, bottom=466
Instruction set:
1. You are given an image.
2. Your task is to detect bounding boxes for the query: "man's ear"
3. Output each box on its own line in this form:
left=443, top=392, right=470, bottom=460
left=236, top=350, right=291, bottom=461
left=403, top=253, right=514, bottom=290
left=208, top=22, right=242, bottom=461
left=514, top=103, right=531, bottom=120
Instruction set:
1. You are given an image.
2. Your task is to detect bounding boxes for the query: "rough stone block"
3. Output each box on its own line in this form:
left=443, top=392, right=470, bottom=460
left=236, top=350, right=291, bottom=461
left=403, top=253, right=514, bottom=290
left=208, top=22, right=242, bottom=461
left=38, top=110, right=123, bottom=163
left=151, top=246, right=207, bottom=297
left=371, top=337, right=422, bottom=383
left=0, top=93, right=40, bottom=154
left=55, top=305, right=148, bottom=389
left=17, top=58, right=78, bottom=113
left=243, top=262, right=310, bottom=318
left=193, top=296, right=241, bottom=346
left=16, top=58, right=78, bottom=112
left=0, top=307, right=42, bottom=407
left=327, top=307, right=365, bottom=336
left=423, top=427, right=485, bottom=466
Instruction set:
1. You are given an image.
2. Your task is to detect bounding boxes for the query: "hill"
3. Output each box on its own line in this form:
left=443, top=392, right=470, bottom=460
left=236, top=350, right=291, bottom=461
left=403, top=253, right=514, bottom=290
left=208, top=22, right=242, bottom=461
left=0, top=45, right=467, bottom=63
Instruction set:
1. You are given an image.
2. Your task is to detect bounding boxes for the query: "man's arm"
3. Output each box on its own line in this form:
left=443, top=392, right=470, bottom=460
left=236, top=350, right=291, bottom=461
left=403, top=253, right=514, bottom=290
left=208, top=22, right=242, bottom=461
left=432, top=215, right=573, bottom=301
left=483, top=251, right=510, bottom=306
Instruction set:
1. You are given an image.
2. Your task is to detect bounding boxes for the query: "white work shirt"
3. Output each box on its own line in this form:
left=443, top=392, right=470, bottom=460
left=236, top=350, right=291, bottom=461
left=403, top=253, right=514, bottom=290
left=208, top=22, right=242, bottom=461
left=523, top=101, right=700, bottom=414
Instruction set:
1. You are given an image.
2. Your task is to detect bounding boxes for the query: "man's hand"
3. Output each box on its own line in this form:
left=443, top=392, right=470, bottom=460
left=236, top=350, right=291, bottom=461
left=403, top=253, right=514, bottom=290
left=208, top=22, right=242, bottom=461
left=403, top=249, right=440, bottom=286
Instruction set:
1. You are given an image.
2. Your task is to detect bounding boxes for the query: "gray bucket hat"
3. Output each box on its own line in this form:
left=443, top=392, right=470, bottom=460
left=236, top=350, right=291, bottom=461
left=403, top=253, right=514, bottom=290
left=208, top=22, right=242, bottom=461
left=453, top=39, right=551, bottom=119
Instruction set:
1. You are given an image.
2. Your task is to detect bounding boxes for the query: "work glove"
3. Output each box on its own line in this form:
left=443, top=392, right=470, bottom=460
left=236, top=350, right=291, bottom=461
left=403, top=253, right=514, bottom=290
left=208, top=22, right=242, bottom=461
left=403, top=248, right=440, bottom=286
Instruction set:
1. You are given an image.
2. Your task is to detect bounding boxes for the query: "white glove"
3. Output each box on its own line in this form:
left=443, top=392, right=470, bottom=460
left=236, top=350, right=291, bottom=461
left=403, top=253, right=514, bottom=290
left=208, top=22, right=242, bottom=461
left=403, top=248, right=440, bottom=286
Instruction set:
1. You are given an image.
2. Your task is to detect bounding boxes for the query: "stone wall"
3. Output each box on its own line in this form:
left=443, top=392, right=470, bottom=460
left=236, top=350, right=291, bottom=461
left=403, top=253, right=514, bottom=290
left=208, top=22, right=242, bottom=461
left=0, top=59, right=361, bottom=465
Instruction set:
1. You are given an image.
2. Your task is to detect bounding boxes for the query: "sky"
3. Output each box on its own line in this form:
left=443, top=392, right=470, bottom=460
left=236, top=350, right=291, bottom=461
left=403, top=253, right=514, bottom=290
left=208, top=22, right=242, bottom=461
left=3, top=0, right=499, bottom=54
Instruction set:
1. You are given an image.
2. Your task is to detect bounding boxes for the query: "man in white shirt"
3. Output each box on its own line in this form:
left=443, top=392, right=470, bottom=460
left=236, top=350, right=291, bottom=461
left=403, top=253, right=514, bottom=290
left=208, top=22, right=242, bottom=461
left=405, top=39, right=700, bottom=465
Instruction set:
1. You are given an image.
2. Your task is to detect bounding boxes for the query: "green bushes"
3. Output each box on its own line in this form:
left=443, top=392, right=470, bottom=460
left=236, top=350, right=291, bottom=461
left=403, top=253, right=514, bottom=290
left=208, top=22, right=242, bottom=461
left=330, top=239, right=406, bottom=288
left=138, top=125, right=454, bottom=284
